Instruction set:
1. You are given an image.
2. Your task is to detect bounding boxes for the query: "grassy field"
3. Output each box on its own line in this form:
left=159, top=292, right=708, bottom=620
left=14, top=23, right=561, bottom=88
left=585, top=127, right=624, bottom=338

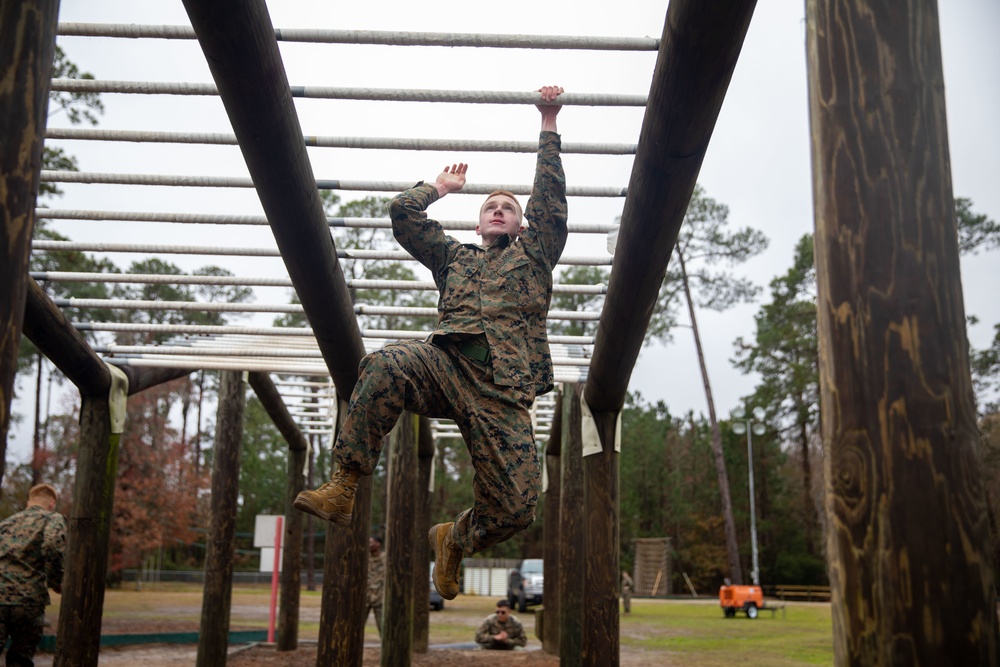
left=47, top=585, right=835, bottom=666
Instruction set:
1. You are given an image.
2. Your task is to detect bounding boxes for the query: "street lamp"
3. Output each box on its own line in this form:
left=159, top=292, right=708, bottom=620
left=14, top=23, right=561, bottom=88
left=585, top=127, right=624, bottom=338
left=732, top=406, right=766, bottom=586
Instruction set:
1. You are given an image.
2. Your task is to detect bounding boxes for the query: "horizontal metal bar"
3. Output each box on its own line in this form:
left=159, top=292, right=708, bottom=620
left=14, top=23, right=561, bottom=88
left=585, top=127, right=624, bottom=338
left=50, top=79, right=647, bottom=107
left=33, top=208, right=617, bottom=233
left=55, top=297, right=601, bottom=321
left=45, top=127, right=637, bottom=155
left=57, top=23, right=659, bottom=51
left=33, top=240, right=614, bottom=266
left=38, top=170, right=627, bottom=198
left=32, top=271, right=608, bottom=295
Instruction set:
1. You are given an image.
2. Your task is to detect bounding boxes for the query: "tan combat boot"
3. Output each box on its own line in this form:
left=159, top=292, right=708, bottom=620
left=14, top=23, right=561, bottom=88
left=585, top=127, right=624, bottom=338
left=429, top=522, right=464, bottom=600
left=293, top=467, right=361, bottom=525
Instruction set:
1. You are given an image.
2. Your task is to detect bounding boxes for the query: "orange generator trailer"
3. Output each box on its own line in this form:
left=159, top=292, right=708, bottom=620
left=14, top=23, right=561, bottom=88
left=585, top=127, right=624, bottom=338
left=719, top=583, right=763, bottom=619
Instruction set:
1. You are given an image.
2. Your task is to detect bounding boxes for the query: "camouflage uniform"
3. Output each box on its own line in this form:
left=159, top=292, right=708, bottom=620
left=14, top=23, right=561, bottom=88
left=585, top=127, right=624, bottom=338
left=366, top=550, right=385, bottom=635
left=621, top=572, right=635, bottom=614
left=336, top=131, right=567, bottom=555
left=475, top=612, right=528, bottom=650
left=0, top=505, right=67, bottom=666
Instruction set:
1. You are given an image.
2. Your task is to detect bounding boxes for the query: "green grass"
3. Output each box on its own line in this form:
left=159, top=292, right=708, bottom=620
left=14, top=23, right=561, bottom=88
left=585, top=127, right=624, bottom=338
left=619, top=599, right=833, bottom=666
left=49, top=586, right=835, bottom=665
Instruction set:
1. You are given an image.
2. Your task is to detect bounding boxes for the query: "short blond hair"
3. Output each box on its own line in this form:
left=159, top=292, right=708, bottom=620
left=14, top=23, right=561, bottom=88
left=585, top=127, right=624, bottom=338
left=28, top=484, right=58, bottom=506
left=480, top=190, right=523, bottom=221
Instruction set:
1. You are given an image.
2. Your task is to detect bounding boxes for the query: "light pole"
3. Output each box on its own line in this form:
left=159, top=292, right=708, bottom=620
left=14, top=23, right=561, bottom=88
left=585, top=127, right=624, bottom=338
left=732, top=406, right=766, bottom=586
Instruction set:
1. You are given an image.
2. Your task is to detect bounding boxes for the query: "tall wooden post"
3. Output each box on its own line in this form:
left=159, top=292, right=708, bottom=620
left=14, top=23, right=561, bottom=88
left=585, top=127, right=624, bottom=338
left=806, top=1, right=999, bottom=664
left=382, top=413, right=417, bottom=666
left=0, top=0, right=59, bottom=485
left=413, top=416, right=434, bottom=653
left=542, top=393, right=563, bottom=654
left=317, top=398, right=373, bottom=667
left=559, top=384, right=585, bottom=666
left=583, top=404, right=620, bottom=666
left=278, top=441, right=307, bottom=650
left=196, top=371, right=246, bottom=667
left=53, top=394, right=117, bottom=667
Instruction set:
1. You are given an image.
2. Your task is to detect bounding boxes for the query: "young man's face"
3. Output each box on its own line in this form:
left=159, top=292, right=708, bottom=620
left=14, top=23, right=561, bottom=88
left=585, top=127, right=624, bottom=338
left=477, top=194, right=523, bottom=246
left=496, top=605, right=510, bottom=622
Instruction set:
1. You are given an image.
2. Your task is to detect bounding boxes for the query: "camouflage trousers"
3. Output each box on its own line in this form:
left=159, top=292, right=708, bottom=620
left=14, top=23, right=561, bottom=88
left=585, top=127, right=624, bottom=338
left=335, top=339, right=540, bottom=555
left=0, top=604, right=44, bottom=667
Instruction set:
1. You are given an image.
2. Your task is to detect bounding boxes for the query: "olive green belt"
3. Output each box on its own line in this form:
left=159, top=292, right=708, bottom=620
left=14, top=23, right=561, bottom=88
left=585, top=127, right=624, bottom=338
left=457, top=336, right=491, bottom=363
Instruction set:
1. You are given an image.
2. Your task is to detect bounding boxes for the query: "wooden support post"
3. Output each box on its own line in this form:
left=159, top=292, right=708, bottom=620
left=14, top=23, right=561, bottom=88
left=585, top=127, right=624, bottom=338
left=542, top=392, right=563, bottom=654
left=246, top=371, right=309, bottom=651
left=0, top=0, right=59, bottom=483
left=559, top=384, right=585, bottom=666
left=382, top=412, right=417, bottom=666
left=318, top=399, right=373, bottom=667
left=196, top=371, right=246, bottom=667
left=806, top=1, right=999, bottom=664
left=583, top=405, right=620, bottom=666
left=53, top=395, right=116, bottom=667
left=413, top=416, right=434, bottom=653
left=278, top=441, right=306, bottom=650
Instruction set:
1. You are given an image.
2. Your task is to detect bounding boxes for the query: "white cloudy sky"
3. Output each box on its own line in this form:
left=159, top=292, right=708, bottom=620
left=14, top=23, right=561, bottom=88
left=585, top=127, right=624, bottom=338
left=9, top=0, right=999, bottom=460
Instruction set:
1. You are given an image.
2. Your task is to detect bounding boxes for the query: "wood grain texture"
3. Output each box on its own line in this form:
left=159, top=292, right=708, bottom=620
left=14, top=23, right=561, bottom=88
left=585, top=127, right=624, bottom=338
left=542, top=392, right=562, bottom=654
left=0, top=0, right=60, bottom=484
left=806, top=1, right=998, bottom=664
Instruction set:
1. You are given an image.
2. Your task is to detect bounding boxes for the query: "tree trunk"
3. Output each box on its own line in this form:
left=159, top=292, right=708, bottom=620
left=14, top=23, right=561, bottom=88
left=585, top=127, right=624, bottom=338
left=678, top=253, right=743, bottom=584
left=796, top=397, right=816, bottom=557
left=807, top=0, right=999, bottom=663
left=32, top=353, right=44, bottom=485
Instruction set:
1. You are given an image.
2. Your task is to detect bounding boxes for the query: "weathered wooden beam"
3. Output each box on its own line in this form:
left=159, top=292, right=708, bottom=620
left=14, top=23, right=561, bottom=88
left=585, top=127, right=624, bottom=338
left=586, top=0, right=757, bottom=412
left=559, top=385, right=585, bottom=666
left=23, top=276, right=190, bottom=396
left=413, top=416, right=434, bottom=653
left=53, top=396, right=116, bottom=667
left=806, top=1, right=999, bottom=664
left=542, top=392, right=563, bottom=654
left=317, top=397, right=373, bottom=666
left=383, top=412, right=417, bottom=665
left=0, top=0, right=59, bottom=485
left=248, top=371, right=309, bottom=453
left=124, top=366, right=191, bottom=396
left=180, top=0, right=365, bottom=401
left=583, top=408, right=620, bottom=665
left=22, top=277, right=111, bottom=396
left=196, top=371, right=246, bottom=667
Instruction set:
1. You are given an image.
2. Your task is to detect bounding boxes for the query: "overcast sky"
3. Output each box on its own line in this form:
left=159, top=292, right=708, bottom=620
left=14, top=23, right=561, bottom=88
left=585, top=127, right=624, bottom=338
left=9, top=0, right=999, bottom=461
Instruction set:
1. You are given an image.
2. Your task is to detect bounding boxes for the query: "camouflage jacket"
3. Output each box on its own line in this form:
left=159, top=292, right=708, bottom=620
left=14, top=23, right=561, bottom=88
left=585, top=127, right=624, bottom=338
left=622, top=573, right=635, bottom=593
left=475, top=612, right=528, bottom=647
left=390, top=131, right=568, bottom=396
left=0, top=505, right=67, bottom=606
left=367, top=550, right=385, bottom=606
